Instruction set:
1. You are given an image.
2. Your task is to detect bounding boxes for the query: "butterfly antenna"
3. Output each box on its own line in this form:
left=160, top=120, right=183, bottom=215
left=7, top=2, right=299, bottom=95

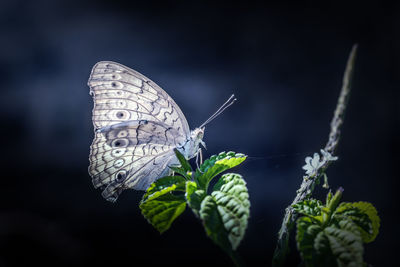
left=199, top=94, right=237, bottom=128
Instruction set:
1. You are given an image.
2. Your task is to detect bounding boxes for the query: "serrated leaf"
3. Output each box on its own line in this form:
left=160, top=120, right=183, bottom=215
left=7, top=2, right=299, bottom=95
left=185, top=181, right=205, bottom=217
left=334, top=201, right=380, bottom=243
left=295, top=190, right=378, bottom=267
left=142, top=176, right=186, bottom=202
left=313, top=231, right=336, bottom=267
left=311, top=220, right=364, bottom=267
left=196, top=152, right=246, bottom=190
left=140, top=193, right=186, bottom=233
left=169, top=166, right=191, bottom=180
left=174, top=148, right=192, bottom=172
left=199, top=173, right=250, bottom=252
left=297, top=216, right=364, bottom=267
left=323, top=219, right=364, bottom=267
left=140, top=176, right=187, bottom=233
left=212, top=173, right=250, bottom=250
left=296, top=217, right=324, bottom=267
left=212, top=193, right=248, bottom=250
left=200, top=195, right=232, bottom=252
left=293, top=199, right=324, bottom=217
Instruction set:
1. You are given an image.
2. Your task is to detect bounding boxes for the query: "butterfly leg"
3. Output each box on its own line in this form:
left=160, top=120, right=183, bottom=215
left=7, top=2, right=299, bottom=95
left=195, top=149, right=200, bottom=170
left=196, top=148, right=203, bottom=171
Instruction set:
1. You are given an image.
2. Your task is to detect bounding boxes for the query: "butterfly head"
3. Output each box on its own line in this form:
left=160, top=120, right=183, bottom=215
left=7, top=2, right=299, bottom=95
left=191, top=127, right=206, bottom=149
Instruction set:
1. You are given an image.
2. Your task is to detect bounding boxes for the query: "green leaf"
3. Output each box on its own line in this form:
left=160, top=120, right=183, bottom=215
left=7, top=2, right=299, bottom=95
left=322, top=219, right=364, bottom=267
left=296, top=216, right=364, bottom=267
left=174, top=148, right=192, bottom=172
left=198, top=151, right=243, bottom=173
left=334, top=201, right=380, bottom=243
left=142, top=176, right=186, bottom=202
left=295, top=190, right=379, bottom=267
left=296, top=217, right=323, bottom=267
left=140, top=176, right=187, bottom=233
left=293, top=199, right=324, bottom=217
left=326, top=188, right=344, bottom=214
left=309, top=219, right=363, bottom=267
left=211, top=173, right=250, bottom=250
left=200, top=195, right=232, bottom=252
left=312, top=231, right=336, bottom=267
left=185, top=181, right=205, bottom=217
left=196, top=151, right=246, bottom=190
left=140, top=193, right=186, bottom=233
left=169, top=166, right=191, bottom=180
left=199, top=173, right=250, bottom=252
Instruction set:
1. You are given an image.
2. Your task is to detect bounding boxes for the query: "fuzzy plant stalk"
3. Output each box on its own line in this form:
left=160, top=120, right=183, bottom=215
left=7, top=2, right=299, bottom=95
left=272, top=44, right=358, bottom=266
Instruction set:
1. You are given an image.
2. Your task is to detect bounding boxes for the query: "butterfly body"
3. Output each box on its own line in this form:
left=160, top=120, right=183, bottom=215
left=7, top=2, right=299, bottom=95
left=176, top=127, right=205, bottom=160
left=88, top=61, right=204, bottom=202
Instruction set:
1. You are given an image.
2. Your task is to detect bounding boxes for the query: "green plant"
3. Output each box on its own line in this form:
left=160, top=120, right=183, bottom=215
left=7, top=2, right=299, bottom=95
left=294, top=188, right=380, bottom=267
left=273, top=45, right=381, bottom=267
left=139, top=149, right=250, bottom=265
left=136, top=44, right=381, bottom=267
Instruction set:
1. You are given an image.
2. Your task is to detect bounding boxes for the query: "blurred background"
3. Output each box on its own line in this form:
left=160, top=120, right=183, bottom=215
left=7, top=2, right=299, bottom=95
left=0, top=0, right=398, bottom=266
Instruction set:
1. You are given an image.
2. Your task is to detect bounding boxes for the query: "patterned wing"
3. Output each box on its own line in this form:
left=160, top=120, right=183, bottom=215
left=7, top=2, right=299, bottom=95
left=88, top=61, right=189, bottom=201
left=89, top=121, right=180, bottom=202
left=88, top=61, right=189, bottom=135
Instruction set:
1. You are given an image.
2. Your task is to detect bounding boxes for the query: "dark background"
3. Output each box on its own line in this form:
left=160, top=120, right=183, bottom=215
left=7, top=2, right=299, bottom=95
left=0, top=0, right=398, bottom=266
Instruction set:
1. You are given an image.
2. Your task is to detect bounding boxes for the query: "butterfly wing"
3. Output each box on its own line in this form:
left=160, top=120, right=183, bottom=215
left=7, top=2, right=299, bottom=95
left=88, top=61, right=189, bottom=201
left=89, top=121, right=180, bottom=202
left=88, top=61, right=190, bottom=133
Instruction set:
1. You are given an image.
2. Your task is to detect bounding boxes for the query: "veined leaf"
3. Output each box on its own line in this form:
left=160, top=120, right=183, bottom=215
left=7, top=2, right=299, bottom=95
left=334, top=202, right=380, bottom=243
left=142, top=176, right=186, bottom=202
left=196, top=151, right=246, bottom=190
left=312, top=231, right=336, bottom=267
left=322, top=219, right=364, bottom=267
left=293, top=199, right=324, bottom=217
left=295, top=190, right=379, bottom=266
left=212, top=174, right=250, bottom=250
left=174, top=148, right=192, bottom=173
left=169, top=166, right=191, bottom=180
left=200, top=195, right=232, bottom=252
left=185, top=181, right=205, bottom=217
left=140, top=176, right=187, bottom=233
left=138, top=150, right=249, bottom=267
left=296, top=217, right=324, bottom=267
left=198, top=151, right=242, bottom=173
left=140, top=193, right=186, bottom=234
left=297, top=217, right=364, bottom=267
left=199, top=173, right=250, bottom=251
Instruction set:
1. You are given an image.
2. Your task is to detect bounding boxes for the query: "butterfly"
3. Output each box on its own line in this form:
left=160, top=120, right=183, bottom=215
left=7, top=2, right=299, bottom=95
left=87, top=61, right=236, bottom=202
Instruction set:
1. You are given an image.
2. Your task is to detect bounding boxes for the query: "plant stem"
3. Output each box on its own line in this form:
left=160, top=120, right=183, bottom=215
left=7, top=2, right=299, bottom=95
left=229, top=250, right=246, bottom=267
left=272, top=44, right=358, bottom=266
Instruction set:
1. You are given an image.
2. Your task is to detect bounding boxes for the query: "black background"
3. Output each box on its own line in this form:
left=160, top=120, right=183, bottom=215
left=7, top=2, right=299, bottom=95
left=0, top=1, right=398, bottom=266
